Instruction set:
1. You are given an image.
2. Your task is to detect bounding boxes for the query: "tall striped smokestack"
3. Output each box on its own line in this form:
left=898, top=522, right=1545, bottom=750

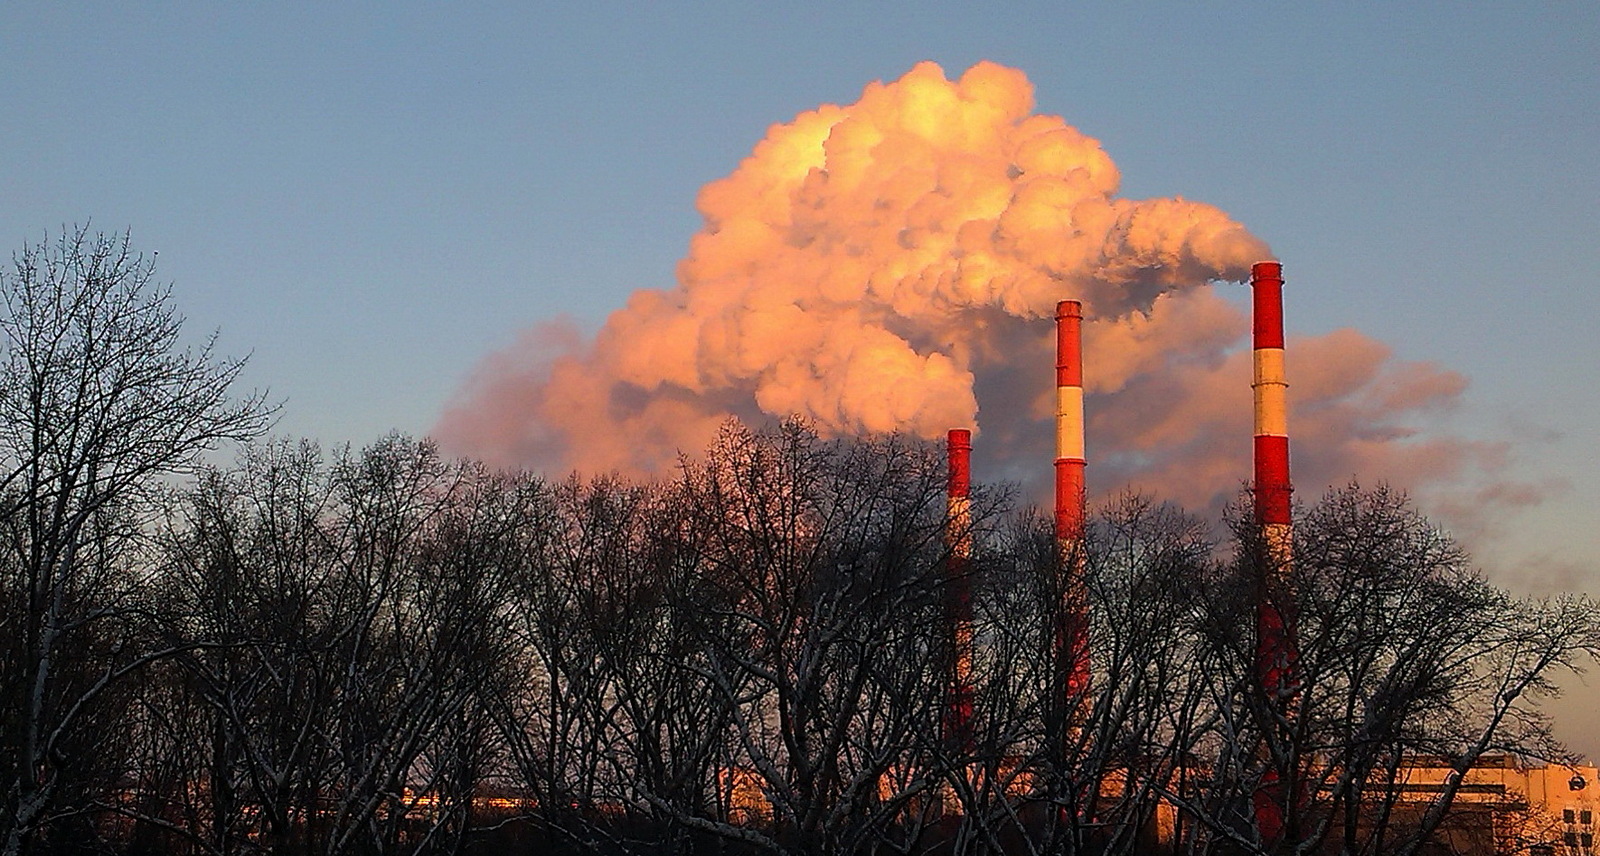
left=1054, top=301, right=1090, bottom=704
left=1251, top=261, right=1292, bottom=547
left=1251, top=260, right=1298, bottom=844
left=1251, top=261, right=1295, bottom=680
left=945, top=429, right=975, bottom=752
left=1055, top=301, right=1086, bottom=543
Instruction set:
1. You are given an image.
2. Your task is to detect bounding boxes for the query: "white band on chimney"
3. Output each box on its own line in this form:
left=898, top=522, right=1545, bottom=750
left=1055, top=386, right=1085, bottom=461
left=1252, top=348, right=1288, bottom=438
left=1263, top=521, right=1292, bottom=569
left=947, top=494, right=972, bottom=543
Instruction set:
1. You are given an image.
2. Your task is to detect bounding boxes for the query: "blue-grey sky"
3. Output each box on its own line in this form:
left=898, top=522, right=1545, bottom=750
left=5, top=3, right=1598, bottom=744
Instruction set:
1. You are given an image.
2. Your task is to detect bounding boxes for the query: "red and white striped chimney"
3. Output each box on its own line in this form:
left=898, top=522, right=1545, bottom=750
left=1251, top=260, right=1296, bottom=696
left=1251, top=261, right=1292, bottom=551
left=945, top=428, right=975, bottom=751
left=1251, top=260, right=1298, bottom=842
left=1055, top=300, right=1090, bottom=702
left=1055, top=301, right=1086, bottom=544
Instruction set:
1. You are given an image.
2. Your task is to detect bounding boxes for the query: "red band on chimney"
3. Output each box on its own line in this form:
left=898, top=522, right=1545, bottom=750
left=1056, top=300, right=1082, bottom=387
left=1252, top=261, right=1285, bottom=350
left=947, top=429, right=971, bottom=498
left=1253, top=435, right=1292, bottom=526
left=1055, top=460, right=1085, bottom=541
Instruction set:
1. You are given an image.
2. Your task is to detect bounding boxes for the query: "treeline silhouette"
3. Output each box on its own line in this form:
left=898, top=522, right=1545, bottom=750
left=3, top=229, right=1596, bottom=856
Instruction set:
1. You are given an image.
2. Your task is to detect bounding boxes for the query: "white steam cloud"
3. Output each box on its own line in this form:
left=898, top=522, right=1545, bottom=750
left=436, top=61, right=1537, bottom=527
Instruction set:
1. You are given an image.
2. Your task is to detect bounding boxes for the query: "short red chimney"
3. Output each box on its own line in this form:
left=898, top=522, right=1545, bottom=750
left=945, top=428, right=975, bottom=751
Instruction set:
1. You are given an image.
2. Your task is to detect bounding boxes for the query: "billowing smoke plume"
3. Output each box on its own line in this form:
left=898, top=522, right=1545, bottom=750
left=436, top=61, right=1535, bottom=527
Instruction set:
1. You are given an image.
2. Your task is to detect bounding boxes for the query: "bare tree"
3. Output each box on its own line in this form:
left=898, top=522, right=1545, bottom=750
left=150, top=436, right=537, bottom=856
left=643, top=420, right=955, bottom=856
left=487, top=472, right=648, bottom=851
left=944, top=495, right=1214, bottom=856
left=1172, top=484, right=1600, bottom=856
left=0, top=228, right=271, bottom=856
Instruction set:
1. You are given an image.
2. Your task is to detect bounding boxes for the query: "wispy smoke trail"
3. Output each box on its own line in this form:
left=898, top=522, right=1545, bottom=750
left=436, top=61, right=1539, bottom=529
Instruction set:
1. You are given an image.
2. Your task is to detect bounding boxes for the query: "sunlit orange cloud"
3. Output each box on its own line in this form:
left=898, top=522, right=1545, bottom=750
left=434, top=60, right=1547, bottom=531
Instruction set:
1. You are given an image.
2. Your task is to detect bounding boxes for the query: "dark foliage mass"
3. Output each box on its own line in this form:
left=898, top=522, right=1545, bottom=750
left=1, top=230, right=1596, bottom=856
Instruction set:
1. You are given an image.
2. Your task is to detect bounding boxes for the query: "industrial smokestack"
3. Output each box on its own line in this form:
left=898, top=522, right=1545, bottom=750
left=948, top=428, right=972, bottom=506
left=1250, top=261, right=1295, bottom=683
left=1251, top=260, right=1298, bottom=844
left=1251, top=261, right=1292, bottom=544
left=945, top=428, right=975, bottom=752
left=1054, top=301, right=1090, bottom=705
left=1055, top=301, right=1086, bottom=543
